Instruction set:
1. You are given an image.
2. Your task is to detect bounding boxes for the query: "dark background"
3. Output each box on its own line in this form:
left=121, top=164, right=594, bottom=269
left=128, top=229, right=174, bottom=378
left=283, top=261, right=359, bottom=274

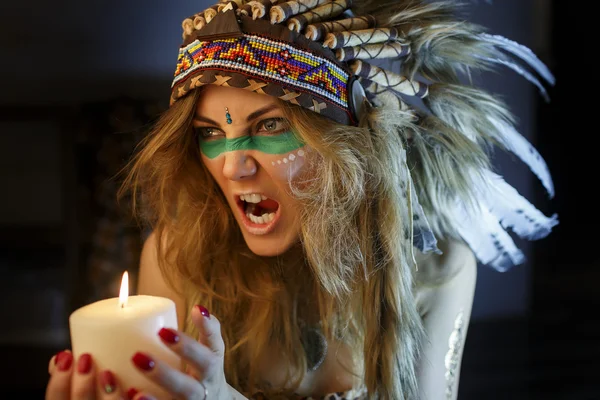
left=0, top=1, right=597, bottom=398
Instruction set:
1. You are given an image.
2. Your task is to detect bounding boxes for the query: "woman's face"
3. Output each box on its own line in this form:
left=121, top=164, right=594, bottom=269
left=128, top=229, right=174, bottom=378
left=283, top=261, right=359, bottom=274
left=194, top=85, right=309, bottom=256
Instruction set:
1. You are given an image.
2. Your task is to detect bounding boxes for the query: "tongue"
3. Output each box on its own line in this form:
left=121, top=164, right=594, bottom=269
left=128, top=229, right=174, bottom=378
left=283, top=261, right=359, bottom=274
left=258, top=199, right=279, bottom=210
left=253, top=199, right=279, bottom=216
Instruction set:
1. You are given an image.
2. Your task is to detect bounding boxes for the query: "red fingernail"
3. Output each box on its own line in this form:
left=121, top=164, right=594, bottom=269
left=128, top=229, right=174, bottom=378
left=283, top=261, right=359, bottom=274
left=100, top=370, right=117, bottom=394
left=158, top=328, right=180, bottom=344
left=195, top=305, right=210, bottom=318
left=54, top=351, right=69, bottom=365
left=57, top=352, right=73, bottom=371
left=77, top=353, right=92, bottom=374
left=126, top=387, right=139, bottom=400
left=132, top=352, right=155, bottom=371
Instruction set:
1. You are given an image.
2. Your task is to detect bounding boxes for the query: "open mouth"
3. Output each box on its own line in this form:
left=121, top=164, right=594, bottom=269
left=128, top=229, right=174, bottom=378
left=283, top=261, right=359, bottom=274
left=236, top=193, right=281, bottom=232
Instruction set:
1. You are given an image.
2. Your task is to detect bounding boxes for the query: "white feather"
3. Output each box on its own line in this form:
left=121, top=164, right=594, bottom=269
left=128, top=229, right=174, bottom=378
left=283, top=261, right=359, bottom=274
left=479, top=56, right=550, bottom=102
left=476, top=170, right=558, bottom=239
left=489, top=117, right=555, bottom=197
left=449, top=168, right=558, bottom=271
left=452, top=198, right=525, bottom=272
left=480, top=33, right=556, bottom=86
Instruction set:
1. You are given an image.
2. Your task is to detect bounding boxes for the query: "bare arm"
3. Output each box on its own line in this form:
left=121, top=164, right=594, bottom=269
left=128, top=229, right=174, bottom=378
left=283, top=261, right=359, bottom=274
left=137, top=230, right=187, bottom=330
left=137, top=231, right=249, bottom=399
left=416, top=241, right=477, bottom=400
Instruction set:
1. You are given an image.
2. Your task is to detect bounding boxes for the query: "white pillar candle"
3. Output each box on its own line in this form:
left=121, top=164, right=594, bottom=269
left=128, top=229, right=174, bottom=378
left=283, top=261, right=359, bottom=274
left=69, top=272, right=179, bottom=398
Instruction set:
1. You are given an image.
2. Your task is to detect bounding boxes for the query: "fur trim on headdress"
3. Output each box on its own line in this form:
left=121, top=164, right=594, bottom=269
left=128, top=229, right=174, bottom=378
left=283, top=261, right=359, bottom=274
left=172, top=0, right=557, bottom=271
left=168, top=2, right=558, bottom=399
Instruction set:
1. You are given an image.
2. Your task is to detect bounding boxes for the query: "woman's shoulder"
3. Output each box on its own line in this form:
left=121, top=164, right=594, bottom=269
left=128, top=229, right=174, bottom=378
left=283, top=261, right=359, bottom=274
left=138, top=230, right=188, bottom=327
left=414, top=238, right=477, bottom=316
left=415, top=239, right=476, bottom=283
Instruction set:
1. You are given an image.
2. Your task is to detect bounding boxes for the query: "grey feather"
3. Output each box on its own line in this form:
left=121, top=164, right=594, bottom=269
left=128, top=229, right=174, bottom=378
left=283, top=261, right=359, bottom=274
left=481, top=33, right=556, bottom=85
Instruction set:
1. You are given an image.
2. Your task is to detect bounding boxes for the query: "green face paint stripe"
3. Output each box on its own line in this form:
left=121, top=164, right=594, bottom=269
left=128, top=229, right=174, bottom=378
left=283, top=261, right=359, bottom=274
left=225, top=135, right=254, bottom=152
left=199, top=131, right=304, bottom=159
left=199, top=138, right=227, bottom=159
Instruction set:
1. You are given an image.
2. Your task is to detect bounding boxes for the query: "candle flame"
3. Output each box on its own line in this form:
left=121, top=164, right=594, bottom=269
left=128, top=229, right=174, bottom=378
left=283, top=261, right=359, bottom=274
left=119, top=271, right=129, bottom=308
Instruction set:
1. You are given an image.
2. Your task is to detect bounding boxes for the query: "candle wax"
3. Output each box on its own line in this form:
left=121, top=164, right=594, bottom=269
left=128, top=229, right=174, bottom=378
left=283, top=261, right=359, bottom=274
left=70, top=295, right=179, bottom=398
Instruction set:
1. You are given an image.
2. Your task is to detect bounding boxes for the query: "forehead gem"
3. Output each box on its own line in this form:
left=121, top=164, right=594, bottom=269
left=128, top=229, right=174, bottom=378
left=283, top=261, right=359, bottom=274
left=225, top=107, right=232, bottom=124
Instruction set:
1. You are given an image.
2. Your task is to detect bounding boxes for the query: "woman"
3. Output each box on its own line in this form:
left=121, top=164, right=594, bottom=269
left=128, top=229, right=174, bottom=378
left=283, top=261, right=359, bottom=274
left=46, top=0, right=557, bottom=399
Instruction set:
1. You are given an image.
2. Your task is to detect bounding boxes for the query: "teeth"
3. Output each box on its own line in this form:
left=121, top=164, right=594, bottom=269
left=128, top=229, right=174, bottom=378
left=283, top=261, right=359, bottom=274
left=245, top=212, right=276, bottom=224
left=240, top=193, right=266, bottom=203
left=263, top=212, right=275, bottom=223
left=240, top=193, right=277, bottom=226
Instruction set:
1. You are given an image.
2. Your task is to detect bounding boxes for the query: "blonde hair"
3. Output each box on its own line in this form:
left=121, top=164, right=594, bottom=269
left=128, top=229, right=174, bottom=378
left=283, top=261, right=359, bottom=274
left=120, top=86, right=429, bottom=398
left=116, top=0, right=539, bottom=397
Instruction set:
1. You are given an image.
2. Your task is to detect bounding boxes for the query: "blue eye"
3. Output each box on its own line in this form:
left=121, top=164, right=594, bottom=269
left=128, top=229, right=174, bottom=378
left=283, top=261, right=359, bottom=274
left=257, top=118, right=288, bottom=134
left=194, top=127, right=224, bottom=140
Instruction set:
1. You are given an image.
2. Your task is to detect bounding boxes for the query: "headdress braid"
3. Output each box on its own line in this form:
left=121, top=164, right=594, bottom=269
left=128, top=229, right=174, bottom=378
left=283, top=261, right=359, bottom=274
left=171, top=0, right=558, bottom=274
left=168, top=2, right=558, bottom=398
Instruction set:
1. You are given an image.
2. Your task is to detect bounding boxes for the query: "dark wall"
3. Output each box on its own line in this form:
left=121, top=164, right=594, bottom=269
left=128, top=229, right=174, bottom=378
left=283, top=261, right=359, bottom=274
left=530, top=1, right=600, bottom=314
left=1, top=0, right=204, bottom=105
left=0, top=1, right=577, bottom=398
left=1, top=0, right=550, bottom=321
left=466, top=0, right=544, bottom=319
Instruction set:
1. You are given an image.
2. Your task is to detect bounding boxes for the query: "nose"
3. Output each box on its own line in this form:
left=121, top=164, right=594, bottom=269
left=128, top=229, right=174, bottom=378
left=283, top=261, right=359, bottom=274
left=222, top=151, right=257, bottom=181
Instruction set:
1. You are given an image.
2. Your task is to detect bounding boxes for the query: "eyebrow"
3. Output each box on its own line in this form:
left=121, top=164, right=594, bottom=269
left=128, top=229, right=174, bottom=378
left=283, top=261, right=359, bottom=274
left=246, top=104, right=279, bottom=122
left=192, top=115, right=219, bottom=125
left=193, top=104, right=280, bottom=126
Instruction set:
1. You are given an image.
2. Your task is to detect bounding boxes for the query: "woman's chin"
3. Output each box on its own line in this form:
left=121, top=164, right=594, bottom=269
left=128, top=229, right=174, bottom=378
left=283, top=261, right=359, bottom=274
left=242, top=234, right=297, bottom=257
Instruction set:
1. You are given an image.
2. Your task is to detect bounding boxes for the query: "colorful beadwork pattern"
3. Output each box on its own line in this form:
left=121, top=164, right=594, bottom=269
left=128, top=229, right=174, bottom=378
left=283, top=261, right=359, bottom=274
left=173, top=34, right=349, bottom=109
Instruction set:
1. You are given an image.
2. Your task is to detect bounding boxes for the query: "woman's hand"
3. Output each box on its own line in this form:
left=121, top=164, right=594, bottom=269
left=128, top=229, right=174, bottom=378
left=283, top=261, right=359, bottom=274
left=131, top=305, right=237, bottom=400
left=46, top=351, right=130, bottom=399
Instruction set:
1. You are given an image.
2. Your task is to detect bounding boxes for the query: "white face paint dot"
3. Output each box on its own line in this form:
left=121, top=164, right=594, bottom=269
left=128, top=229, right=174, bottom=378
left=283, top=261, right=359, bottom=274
left=289, top=154, right=296, bottom=161
left=271, top=161, right=275, bottom=166
left=277, top=160, right=282, bottom=164
left=283, top=158, right=288, bottom=163
left=298, top=149, right=305, bottom=157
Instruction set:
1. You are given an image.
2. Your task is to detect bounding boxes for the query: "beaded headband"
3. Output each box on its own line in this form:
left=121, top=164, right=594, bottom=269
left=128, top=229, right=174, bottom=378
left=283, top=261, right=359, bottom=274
left=170, top=0, right=558, bottom=272
left=171, top=0, right=556, bottom=118
left=171, top=4, right=360, bottom=125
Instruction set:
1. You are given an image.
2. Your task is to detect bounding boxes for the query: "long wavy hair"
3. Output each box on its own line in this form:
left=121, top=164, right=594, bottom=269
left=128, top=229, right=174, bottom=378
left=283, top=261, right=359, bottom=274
left=120, top=1, right=511, bottom=398
left=120, top=85, right=430, bottom=398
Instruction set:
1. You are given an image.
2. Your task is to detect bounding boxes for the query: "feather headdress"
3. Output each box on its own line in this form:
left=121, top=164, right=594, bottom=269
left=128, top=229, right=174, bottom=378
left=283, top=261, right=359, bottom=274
left=171, top=0, right=557, bottom=271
